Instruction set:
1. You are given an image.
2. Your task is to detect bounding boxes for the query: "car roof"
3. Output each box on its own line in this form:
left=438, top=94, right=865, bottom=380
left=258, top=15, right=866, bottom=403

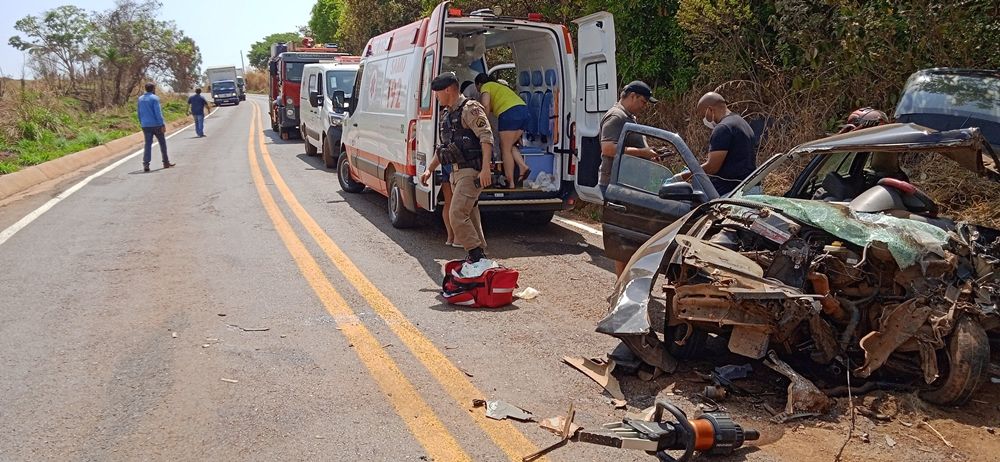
left=303, top=62, right=360, bottom=71
left=788, top=123, right=998, bottom=177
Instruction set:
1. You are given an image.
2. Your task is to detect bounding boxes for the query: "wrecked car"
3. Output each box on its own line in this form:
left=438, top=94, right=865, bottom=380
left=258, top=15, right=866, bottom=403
left=600, top=122, right=1000, bottom=406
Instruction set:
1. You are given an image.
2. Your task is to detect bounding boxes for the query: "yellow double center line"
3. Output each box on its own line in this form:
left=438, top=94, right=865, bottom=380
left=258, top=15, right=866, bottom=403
left=246, top=102, right=542, bottom=460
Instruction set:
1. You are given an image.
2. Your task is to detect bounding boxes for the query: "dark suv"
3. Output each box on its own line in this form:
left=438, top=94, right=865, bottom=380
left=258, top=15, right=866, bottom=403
left=895, top=68, right=1000, bottom=147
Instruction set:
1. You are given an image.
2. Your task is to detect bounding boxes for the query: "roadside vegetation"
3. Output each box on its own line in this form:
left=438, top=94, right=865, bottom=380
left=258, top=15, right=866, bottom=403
left=1, top=0, right=202, bottom=175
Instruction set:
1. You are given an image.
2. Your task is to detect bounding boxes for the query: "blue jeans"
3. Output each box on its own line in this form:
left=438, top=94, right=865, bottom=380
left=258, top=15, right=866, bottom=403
left=193, top=114, right=205, bottom=136
left=142, top=126, right=168, bottom=165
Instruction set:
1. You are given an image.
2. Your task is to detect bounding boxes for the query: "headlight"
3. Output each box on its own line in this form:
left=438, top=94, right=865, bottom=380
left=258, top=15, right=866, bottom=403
left=286, top=97, right=294, bottom=105
left=285, top=108, right=295, bottom=117
left=329, top=115, right=342, bottom=126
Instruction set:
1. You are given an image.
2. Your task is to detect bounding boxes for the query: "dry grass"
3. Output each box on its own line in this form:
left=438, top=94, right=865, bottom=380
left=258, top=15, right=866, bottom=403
left=903, top=153, right=1000, bottom=229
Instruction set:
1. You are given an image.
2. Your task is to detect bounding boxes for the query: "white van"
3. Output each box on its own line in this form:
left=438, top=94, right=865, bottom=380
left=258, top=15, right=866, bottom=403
left=299, top=60, right=361, bottom=168
left=338, top=3, right=617, bottom=227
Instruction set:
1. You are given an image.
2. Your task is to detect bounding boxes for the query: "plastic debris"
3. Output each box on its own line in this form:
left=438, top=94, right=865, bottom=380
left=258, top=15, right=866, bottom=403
left=480, top=400, right=534, bottom=422
left=514, top=287, right=540, bottom=300
left=453, top=259, right=499, bottom=278
left=539, top=415, right=581, bottom=436
left=525, top=172, right=559, bottom=192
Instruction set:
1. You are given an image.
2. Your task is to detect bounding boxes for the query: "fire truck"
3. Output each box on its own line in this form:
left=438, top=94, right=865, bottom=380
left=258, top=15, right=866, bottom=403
left=268, top=38, right=349, bottom=139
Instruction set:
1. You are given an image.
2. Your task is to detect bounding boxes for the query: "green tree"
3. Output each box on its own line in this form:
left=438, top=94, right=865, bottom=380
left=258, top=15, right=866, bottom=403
left=90, top=0, right=180, bottom=105
left=308, top=0, right=344, bottom=43
left=165, top=35, right=202, bottom=92
left=247, top=32, right=301, bottom=71
left=337, top=0, right=421, bottom=53
left=8, top=5, right=94, bottom=86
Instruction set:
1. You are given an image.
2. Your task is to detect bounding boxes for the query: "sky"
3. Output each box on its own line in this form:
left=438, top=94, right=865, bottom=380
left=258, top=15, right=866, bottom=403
left=1, top=0, right=317, bottom=79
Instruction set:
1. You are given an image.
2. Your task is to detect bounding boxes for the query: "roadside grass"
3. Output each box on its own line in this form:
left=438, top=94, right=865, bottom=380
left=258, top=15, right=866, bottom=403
left=0, top=88, right=189, bottom=175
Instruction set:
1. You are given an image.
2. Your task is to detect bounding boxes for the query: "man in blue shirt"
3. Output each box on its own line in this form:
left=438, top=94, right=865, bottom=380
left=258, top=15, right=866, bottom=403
left=187, top=87, right=208, bottom=137
left=137, top=82, right=174, bottom=172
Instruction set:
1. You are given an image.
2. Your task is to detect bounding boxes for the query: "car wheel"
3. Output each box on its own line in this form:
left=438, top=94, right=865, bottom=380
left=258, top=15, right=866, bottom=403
left=279, top=127, right=289, bottom=141
left=322, top=136, right=337, bottom=169
left=522, top=210, right=554, bottom=226
left=920, top=315, right=990, bottom=405
left=666, top=323, right=708, bottom=360
left=337, top=154, right=365, bottom=193
left=388, top=177, right=417, bottom=229
left=303, top=127, right=318, bottom=156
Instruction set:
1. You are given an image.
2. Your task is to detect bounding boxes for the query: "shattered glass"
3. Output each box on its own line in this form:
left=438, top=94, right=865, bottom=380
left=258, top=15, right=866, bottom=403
left=742, top=195, right=949, bottom=268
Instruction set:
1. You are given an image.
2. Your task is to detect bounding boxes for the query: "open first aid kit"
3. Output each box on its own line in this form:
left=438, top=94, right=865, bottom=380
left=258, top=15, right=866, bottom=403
left=441, top=259, right=519, bottom=308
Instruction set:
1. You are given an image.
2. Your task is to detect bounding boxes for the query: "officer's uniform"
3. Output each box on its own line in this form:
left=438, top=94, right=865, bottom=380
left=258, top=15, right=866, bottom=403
left=432, top=73, right=493, bottom=254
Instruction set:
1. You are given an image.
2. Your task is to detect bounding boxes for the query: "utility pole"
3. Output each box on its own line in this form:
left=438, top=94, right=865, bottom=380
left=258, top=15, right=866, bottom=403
left=240, top=50, right=246, bottom=74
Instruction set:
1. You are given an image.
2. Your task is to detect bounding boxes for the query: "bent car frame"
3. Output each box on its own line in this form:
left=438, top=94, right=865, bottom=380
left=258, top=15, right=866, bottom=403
left=602, top=122, right=1000, bottom=407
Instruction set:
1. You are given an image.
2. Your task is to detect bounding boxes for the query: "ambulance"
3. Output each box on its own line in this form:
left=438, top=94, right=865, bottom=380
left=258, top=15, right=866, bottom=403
left=338, top=2, right=617, bottom=228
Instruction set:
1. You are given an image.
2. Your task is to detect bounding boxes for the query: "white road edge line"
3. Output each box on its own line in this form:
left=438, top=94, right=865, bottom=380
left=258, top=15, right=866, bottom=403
left=0, top=108, right=220, bottom=247
left=553, top=215, right=603, bottom=237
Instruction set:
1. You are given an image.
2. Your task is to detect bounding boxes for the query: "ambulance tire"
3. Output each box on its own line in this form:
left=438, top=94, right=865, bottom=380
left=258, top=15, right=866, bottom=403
left=338, top=155, right=365, bottom=193
left=322, top=136, right=337, bottom=169
left=303, top=127, right=318, bottom=156
left=388, top=177, right=417, bottom=229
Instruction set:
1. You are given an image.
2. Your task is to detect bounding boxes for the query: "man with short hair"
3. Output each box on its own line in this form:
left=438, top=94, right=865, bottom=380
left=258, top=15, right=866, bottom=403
left=421, top=72, right=493, bottom=263
left=137, top=82, right=174, bottom=172
left=187, top=87, right=209, bottom=137
left=689, top=92, right=755, bottom=195
left=599, top=80, right=660, bottom=276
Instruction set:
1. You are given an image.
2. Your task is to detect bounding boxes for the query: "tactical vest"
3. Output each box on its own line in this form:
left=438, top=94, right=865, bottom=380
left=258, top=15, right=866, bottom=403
left=439, top=99, right=483, bottom=169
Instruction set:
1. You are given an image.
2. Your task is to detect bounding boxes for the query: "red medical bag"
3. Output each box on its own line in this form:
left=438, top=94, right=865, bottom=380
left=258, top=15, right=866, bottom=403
left=441, top=260, right=519, bottom=308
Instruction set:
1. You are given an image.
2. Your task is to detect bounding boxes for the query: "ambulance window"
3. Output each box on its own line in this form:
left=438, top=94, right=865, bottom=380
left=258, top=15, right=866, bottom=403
left=419, top=53, right=434, bottom=110
left=351, top=64, right=365, bottom=111
left=584, top=61, right=613, bottom=113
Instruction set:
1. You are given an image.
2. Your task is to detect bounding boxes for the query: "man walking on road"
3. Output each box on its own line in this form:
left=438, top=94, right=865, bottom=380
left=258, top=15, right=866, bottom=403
left=422, top=72, right=492, bottom=263
left=187, top=88, right=208, bottom=137
left=137, top=82, right=174, bottom=172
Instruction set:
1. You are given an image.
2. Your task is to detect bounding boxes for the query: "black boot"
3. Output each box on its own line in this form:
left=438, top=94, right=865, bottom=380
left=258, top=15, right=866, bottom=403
left=466, top=247, right=486, bottom=263
left=143, top=163, right=150, bottom=172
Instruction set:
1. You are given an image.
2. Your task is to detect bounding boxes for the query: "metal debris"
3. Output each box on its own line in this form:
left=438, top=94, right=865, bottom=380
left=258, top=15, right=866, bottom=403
left=221, top=378, right=238, bottom=384
left=765, top=351, right=831, bottom=417
left=562, top=356, right=625, bottom=400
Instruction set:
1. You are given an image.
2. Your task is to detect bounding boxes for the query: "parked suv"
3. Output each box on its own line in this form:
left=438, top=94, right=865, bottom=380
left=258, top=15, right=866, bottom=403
left=895, top=68, right=1000, bottom=147
left=299, top=61, right=360, bottom=168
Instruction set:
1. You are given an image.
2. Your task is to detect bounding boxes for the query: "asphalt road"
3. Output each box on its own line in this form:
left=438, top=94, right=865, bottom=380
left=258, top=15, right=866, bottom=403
left=0, top=95, right=668, bottom=461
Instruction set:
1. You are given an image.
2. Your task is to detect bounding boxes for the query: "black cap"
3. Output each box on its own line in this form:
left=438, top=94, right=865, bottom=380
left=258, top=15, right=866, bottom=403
left=623, top=80, right=657, bottom=103
left=431, top=72, right=459, bottom=91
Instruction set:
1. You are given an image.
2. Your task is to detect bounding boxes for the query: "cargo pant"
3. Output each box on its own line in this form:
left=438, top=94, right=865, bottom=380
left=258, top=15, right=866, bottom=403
left=449, top=167, right=487, bottom=251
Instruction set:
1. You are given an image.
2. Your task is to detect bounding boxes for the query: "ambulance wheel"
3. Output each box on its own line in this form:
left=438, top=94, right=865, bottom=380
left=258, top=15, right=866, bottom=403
left=303, top=127, right=318, bottom=156
left=388, top=177, right=417, bottom=229
left=322, top=137, right=337, bottom=169
left=920, top=315, right=990, bottom=405
left=338, top=155, right=365, bottom=193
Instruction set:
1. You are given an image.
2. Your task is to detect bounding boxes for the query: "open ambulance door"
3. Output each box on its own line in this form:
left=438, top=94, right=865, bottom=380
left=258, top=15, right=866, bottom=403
left=414, top=2, right=451, bottom=212
left=572, top=12, right=617, bottom=205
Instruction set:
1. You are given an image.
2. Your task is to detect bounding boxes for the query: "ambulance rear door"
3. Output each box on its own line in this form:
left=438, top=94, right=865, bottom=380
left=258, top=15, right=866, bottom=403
left=572, top=11, right=617, bottom=204
left=414, top=2, right=450, bottom=212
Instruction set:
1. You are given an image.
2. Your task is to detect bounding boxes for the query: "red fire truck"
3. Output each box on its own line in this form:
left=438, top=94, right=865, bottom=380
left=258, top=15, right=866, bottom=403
left=268, top=38, right=349, bottom=139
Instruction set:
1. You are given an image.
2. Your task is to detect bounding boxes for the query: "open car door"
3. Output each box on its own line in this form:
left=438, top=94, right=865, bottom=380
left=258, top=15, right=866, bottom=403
left=572, top=11, right=617, bottom=205
left=602, top=123, right=719, bottom=263
left=414, top=1, right=451, bottom=212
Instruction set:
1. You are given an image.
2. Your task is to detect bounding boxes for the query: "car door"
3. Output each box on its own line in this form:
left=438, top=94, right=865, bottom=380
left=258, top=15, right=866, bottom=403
left=304, top=70, right=319, bottom=140
left=572, top=11, right=617, bottom=205
left=602, top=123, right=718, bottom=263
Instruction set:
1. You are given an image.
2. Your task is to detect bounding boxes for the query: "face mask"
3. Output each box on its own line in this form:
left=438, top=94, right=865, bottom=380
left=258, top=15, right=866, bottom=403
left=703, top=110, right=716, bottom=129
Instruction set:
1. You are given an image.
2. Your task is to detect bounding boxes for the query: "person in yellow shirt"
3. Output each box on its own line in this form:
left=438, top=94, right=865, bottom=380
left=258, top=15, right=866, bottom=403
left=474, top=73, right=532, bottom=189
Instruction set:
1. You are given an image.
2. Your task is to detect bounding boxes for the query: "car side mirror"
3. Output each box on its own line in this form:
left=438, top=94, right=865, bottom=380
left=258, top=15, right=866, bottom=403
left=332, top=90, right=346, bottom=111
left=309, top=91, right=322, bottom=107
left=659, top=180, right=701, bottom=202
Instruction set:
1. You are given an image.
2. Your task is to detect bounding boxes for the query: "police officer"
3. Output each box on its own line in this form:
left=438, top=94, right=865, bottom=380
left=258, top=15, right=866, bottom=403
left=419, top=72, right=493, bottom=263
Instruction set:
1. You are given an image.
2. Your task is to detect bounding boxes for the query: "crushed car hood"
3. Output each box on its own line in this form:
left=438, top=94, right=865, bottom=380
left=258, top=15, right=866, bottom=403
left=742, top=195, right=950, bottom=268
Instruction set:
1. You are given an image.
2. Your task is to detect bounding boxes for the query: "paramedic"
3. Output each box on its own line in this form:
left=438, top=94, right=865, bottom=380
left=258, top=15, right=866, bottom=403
left=685, top=92, right=755, bottom=196
left=475, top=73, right=532, bottom=189
left=421, top=72, right=493, bottom=263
